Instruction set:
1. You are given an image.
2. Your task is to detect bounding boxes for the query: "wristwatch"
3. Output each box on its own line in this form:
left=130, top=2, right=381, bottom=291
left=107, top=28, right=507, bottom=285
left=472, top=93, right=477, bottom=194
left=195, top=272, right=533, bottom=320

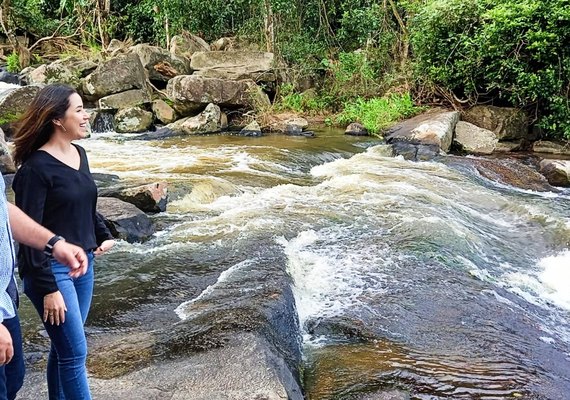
left=44, top=235, right=65, bottom=257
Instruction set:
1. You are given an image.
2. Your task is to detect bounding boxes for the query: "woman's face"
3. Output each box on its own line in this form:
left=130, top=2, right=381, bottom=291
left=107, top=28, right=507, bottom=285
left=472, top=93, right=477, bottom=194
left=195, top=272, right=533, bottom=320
left=61, top=93, right=90, bottom=139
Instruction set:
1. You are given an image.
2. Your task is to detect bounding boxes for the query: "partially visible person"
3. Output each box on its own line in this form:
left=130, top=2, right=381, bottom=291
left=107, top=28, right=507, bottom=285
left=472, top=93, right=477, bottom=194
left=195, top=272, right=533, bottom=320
left=1, top=170, right=88, bottom=400
left=12, top=83, right=115, bottom=400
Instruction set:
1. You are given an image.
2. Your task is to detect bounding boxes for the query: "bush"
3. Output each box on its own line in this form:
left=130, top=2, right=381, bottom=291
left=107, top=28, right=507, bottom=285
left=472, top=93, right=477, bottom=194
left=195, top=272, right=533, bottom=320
left=410, top=0, right=570, bottom=139
left=335, top=93, right=421, bottom=135
left=274, top=84, right=333, bottom=113
left=5, top=53, right=20, bottom=73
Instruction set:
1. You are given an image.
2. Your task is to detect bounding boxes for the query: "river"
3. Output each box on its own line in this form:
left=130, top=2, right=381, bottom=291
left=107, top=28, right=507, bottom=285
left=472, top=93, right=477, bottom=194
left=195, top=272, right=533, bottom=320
left=17, top=128, right=570, bottom=399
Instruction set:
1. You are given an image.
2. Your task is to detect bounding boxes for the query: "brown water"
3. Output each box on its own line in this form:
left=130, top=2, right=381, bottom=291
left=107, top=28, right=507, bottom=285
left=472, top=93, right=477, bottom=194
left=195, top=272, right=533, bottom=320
left=16, top=129, right=570, bottom=399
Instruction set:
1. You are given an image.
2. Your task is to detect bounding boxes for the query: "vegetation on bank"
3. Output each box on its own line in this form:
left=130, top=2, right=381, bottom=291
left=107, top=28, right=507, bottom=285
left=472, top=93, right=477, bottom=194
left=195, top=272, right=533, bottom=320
left=1, top=0, right=568, bottom=139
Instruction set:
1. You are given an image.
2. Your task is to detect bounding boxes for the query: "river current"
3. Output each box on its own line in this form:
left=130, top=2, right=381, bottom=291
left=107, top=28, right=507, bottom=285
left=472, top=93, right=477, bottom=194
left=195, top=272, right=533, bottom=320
left=17, top=128, right=570, bottom=399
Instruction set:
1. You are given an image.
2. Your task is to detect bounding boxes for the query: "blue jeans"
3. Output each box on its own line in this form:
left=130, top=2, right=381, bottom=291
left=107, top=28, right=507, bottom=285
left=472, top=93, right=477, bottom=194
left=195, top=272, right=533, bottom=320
left=0, top=312, right=25, bottom=400
left=24, top=252, right=94, bottom=400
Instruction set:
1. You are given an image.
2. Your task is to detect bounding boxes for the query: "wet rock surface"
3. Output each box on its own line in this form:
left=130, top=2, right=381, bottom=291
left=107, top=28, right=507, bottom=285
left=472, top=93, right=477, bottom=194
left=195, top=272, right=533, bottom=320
left=18, top=333, right=302, bottom=400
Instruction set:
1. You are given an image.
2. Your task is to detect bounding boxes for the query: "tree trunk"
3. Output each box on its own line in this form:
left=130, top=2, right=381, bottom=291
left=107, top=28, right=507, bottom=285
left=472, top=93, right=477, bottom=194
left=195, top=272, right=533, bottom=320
left=0, top=0, right=31, bottom=69
left=387, top=0, right=409, bottom=70
left=263, top=0, right=275, bottom=53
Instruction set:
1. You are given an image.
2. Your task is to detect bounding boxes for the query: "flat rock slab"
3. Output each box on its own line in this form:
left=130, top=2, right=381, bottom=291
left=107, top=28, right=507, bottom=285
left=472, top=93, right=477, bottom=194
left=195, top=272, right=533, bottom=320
left=17, top=333, right=302, bottom=400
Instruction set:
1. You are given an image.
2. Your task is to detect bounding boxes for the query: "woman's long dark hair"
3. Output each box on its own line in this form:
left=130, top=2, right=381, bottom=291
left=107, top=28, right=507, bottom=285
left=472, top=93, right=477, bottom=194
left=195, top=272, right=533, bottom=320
left=12, top=84, right=77, bottom=166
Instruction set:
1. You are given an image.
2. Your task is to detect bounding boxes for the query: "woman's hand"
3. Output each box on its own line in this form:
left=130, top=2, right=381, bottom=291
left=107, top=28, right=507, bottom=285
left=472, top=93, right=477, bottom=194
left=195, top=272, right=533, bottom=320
left=94, top=239, right=115, bottom=256
left=43, top=291, right=67, bottom=326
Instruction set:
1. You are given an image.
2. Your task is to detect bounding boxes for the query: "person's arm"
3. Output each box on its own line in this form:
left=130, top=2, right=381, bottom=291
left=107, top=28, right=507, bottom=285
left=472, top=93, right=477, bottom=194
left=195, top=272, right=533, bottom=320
left=0, top=324, right=13, bottom=365
left=7, top=203, right=88, bottom=274
left=93, top=212, right=114, bottom=256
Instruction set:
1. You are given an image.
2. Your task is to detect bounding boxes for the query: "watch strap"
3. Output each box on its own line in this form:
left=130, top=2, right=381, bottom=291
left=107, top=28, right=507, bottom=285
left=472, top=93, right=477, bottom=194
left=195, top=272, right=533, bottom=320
left=44, top=235, right=65, bottom=257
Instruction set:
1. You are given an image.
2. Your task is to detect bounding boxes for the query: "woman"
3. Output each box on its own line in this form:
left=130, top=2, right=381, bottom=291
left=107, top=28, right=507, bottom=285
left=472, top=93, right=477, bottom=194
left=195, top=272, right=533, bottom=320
left=11, top=84, right=114, bottom=399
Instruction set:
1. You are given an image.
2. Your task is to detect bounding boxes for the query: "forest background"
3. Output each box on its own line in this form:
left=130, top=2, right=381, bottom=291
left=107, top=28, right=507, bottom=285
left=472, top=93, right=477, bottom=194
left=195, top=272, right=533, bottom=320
left=1, top=0, right=569, bottom=140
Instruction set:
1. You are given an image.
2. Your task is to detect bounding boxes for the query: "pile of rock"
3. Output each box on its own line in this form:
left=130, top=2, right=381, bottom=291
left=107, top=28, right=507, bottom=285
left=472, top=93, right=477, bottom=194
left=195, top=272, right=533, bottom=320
left=1, top=33, right=276, bottom=137
left=383, top=105, right=570, bottom=187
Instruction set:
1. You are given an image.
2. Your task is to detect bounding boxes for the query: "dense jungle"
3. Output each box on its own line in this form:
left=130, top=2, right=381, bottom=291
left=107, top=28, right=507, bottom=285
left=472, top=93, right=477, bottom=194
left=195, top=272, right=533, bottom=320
left=1, top=0, right=569, bottom=140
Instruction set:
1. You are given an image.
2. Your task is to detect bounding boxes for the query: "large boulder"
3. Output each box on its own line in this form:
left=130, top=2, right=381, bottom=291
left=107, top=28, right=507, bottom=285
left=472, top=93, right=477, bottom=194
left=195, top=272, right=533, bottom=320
left=190, top=51, right=275, bottom=82
left=167, top=103, right=223, bottom=135
left=462, top=106, right=528, bottom=141
left=26, top=57, right=97, bottom=90
left=385, top=109, right=459, bottom=160
left=539, top=159, right=570, bottom=187
left=453, top=121, right=498, bottom=154
left=82, top=53, right=148, bottom=101
left=0, top=85, right=41, bottom=137
left=98, top=89, right=152, bottom=111
left=169, top=32, right=210, bottom=59
left=129, top=43, right=191, bottom=83
left=114, top=107, right=154, bottom=133
left=166, top=75, right=270, bottom=116
left=96, top=197, right=155, bottom=243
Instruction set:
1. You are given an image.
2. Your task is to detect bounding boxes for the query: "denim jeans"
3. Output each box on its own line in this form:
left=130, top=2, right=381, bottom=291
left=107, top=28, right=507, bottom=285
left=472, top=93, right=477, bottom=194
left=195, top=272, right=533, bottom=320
left=24, top=252, right=94, bottom=400
left=0, top=312, right=25, bottom=400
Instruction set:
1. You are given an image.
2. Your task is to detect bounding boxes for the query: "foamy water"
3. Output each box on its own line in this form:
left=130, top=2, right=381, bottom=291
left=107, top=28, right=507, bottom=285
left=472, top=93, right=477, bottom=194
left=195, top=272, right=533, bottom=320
left=72, top=133, right=570, bottom=397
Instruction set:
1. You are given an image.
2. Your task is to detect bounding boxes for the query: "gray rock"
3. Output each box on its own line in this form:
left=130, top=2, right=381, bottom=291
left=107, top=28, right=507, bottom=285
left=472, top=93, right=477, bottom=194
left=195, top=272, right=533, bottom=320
left=345, top=122, right=368, bottom=136
left=0, top=85, right=41, bottom=134
left=151, top=99, right=177, bottom=124
left=98, top=89, right=152, bottom=110
left=494, top=140, right=523, bottom=153
left=170, top=32, right=210, bottom=59
left=539, top=159, right=570, bottom=187
left=454, top=121, right=498, bottom=154
left=114, top=107, right=154, bottom=133
left=130, top=43, right=191, bottom=82
left=190, top=51, right=275, bottom=82
left=166, top=75, right=270, bottom=116
left=96, top=197, right=155, bottom=242
left=0, top=128, right=15, bottom=174
left=240, top=120, right=262, bottom=136
left=82, top=53, right=148, bottom=101
left=18, top=333, right=302, bottom=400
left=462, top=105, right=528, bottom=141
left=167, top=103, right=223, bottom=135
left=532, top=140, right=570, bottom=156
left=27, top=57, right=97, bottom=90
left=269, top=117, right=309, bottom=134
left=386, top=109, right=458, bottom=156
left=100, top=182, right=168, bottom=213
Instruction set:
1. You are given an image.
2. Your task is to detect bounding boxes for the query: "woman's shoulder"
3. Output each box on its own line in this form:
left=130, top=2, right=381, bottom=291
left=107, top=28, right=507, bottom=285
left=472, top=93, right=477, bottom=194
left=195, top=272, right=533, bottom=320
left=21, top=150, right=51, bottom=168
left=13, top=155, right=50, bottom=188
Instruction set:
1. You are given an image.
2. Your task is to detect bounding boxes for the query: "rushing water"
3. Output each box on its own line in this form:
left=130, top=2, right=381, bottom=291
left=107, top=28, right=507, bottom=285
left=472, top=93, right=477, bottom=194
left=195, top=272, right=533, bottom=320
left=16, top=129, right=570, bottom=399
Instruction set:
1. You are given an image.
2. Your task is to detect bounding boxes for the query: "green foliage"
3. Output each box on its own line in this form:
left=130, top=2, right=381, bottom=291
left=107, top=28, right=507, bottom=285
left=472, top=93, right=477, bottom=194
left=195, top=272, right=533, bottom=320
left=5, top=53, right=20, bottom=73
left=335, top=93, right=422, bottom=135
left=6, top=0, right=568, bottom=141
left=324, top=51, right=383, bottom=101
left=9, top=0, right=62, bottom=37
left=0, top=112, right=23, bottom=126
left=274, top=84, right=333, bottom=113
left=410, top=0, right=570, bottom=139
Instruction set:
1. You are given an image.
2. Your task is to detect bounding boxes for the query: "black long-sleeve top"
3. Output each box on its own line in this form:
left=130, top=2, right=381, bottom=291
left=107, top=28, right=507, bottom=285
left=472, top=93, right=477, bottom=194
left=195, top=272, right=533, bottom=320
left=12, top=144, right=112, bottom=296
